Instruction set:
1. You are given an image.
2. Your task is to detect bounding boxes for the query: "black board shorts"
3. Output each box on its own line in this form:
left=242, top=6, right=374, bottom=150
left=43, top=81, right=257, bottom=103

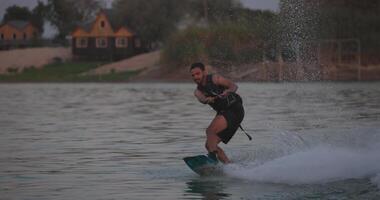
left=216, top=100, right=245, bottom=144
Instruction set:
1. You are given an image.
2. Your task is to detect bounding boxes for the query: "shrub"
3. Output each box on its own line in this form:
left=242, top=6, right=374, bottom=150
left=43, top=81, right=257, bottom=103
left=162, top=22, right=262, bottom=67
left=162, top=26, right=208, bottom=66
left=52, top=57, right=63, bottom=63
left=22, top=66, right=36, bottom=73
left=6, top=67, right=19, bottom=74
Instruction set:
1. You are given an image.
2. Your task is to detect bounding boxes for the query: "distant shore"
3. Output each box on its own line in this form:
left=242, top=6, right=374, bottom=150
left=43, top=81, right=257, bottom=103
left=1, top=48, right=380, bottom=82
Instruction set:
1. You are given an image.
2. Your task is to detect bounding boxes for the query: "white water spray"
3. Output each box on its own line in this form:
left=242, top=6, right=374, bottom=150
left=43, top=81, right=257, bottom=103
left=225, top=144, right=380, bottom=186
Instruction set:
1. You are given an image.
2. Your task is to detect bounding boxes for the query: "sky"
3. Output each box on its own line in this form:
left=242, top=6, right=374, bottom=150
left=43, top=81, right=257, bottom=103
left=240, top=0, right=280, bottom=11
left=0, top=0, right=280, bottom=38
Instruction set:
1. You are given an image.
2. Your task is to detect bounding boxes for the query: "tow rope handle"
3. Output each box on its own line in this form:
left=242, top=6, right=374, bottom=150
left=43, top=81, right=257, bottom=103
left=239, top=125, right=252, bottom=141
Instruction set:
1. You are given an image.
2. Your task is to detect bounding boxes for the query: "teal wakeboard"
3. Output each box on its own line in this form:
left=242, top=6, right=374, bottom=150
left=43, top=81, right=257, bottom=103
left=183, top=155, right=222, bottom=176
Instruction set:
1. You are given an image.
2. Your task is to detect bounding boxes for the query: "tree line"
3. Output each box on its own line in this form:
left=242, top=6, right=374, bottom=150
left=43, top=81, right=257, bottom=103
left=2, top=0, right=379, bottom=64
left=279, top=0, right=380, bottom=64
left=1, top=0, right=245, bottom=43
left=1, top=2, right=46, bottom=33
left=1, top=0, right=102, bottom=41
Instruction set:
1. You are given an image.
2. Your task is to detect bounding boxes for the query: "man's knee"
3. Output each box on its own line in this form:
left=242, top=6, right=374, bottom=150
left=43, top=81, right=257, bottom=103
left=206, top=127, right=214, bottom=135
left=205, top=142, right=209, bottom=151
left=206, top=139, right=218, bottom=152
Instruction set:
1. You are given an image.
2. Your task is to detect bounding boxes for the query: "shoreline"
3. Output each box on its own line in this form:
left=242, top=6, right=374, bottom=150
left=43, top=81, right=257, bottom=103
left=1, top=79, right=379, bottom=84
left=1, top=48, right=380, bottom=82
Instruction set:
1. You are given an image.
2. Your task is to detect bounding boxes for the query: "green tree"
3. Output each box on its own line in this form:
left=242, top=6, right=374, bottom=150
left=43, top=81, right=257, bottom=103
left=112, top=0, right=186, bottom=49
left=162, top=2, right=279, bottom=66
left=2, top=5, right=32, bottom=23
left=163, top=21, right=267, bottom=66
left=46, top=0, right=101, bottom=40
left=2, top=3, right=47, bottom=33
left=280, top=0, right=380, bottom=62
left=31, top=1, right=48, bottom=33
left=188, top=0, right=242, bottom=24
left=112, top=0, right=243, bottom=49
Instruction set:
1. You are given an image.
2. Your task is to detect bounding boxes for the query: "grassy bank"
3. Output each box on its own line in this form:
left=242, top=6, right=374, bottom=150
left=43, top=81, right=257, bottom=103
left=0, top=62, right=138, bottom=82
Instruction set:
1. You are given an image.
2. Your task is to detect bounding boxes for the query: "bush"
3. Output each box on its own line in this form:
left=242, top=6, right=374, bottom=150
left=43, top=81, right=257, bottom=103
left=52, top=57, right=63, bottom=63
left=6, top=67, right=19, bottom=74
left=162, top=22, right=262, bottom=67
left=162, top=26, right=208, bottom=66
left=22, top=66, right=36, bottom=73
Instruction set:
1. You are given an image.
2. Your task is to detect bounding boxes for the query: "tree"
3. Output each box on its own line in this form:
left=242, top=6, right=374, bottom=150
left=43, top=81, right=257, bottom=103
left=31, top=1, right=48, bottom=33
left=2, top=3, right=47, bottom=33
left=278, top=0, right=380, bottom=63
left=316, top=0, right=380, bottom=63
left=188, top=0, right=242, bottom=24
left=112, top=0, right=186, bottom=49
left=45, top=0, right=101, bottom=40
left=2, top=5, right=32, bottom=23
left=111, top=0, right=243, bottom=49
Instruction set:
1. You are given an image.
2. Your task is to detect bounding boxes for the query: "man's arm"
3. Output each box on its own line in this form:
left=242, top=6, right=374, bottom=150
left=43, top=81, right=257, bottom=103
left=213, top=74, right=238, bottom=95
left=194, top=89, right=215, bottom=104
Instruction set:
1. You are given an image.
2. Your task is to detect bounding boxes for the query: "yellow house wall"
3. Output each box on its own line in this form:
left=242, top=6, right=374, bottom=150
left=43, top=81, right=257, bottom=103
left=89, top=13, right=114, bottom=37
left=0, top=23, right=39, bottom=40
left=114, top=27, right=134, bottom=37
left=0, top=24, right=23, bottom=40
left=71, top=11, right=135, bottom=39
left=72, top=28, right=91, bottom=37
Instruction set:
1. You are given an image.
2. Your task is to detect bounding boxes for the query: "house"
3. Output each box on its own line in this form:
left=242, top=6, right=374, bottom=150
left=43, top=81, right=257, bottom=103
left=0, top=20, right=40, bottom=49
left=71, top=10, right=143, bottom=61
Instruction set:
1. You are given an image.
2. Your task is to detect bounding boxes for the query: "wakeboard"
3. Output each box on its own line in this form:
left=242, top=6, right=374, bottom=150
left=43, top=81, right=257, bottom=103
left=183, top=155, right=222, bottom=176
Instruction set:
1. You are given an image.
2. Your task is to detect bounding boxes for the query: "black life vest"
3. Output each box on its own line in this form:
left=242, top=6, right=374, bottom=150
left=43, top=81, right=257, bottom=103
left=197, top=74, right=241, bottom=111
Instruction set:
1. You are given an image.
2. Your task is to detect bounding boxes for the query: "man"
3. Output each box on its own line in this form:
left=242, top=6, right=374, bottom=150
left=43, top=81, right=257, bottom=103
left=190, top=62, right=245, bottom=164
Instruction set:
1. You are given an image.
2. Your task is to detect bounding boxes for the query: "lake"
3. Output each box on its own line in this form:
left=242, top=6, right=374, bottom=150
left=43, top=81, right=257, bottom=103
left=0, top=83, right=379, bottom=199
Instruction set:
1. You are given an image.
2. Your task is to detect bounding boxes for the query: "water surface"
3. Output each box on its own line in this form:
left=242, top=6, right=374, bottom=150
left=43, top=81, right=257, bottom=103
left=0, top=83, right=379, bottom=199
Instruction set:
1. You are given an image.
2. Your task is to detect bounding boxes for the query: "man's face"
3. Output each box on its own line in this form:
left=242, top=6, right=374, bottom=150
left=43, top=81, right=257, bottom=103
left=190, top=67, right=204, bottom=84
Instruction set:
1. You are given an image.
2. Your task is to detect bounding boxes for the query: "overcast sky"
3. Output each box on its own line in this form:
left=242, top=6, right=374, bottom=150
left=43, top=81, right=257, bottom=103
left=240, top=0, right=280, bottom=11
left=0, top=0, right=279, bottom=37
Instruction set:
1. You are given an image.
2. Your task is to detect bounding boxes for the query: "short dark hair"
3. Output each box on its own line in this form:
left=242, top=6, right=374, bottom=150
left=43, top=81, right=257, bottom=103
left=190, top=62, right=205, bottom=71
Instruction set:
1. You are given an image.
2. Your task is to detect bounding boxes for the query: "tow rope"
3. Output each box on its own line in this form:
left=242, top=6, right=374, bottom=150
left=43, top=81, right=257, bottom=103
left=239, top=125, right=252, bottom=141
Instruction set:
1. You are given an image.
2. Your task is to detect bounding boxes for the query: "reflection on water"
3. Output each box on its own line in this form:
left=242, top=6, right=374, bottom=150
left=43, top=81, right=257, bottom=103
left=0, top=83, right=379, bottom=199
left=185, top=178, right=230, bottom=200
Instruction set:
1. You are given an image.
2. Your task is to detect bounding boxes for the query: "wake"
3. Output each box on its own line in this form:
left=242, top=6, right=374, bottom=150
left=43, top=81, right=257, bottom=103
left=224, top=144, right=380, bottom=186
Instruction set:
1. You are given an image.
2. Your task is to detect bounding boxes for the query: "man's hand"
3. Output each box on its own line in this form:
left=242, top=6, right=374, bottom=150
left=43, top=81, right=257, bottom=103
left=220, top=91, right=229, bottom=97
left=205, top=96, right=216, bottom=104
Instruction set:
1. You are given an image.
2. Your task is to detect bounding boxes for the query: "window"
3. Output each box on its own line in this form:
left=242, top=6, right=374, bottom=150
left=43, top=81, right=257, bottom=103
left=100, top=21, right=105, bottom=28
left=0, top=33, right=4, bottom=40
left=96, top=37, right=107, bottom=48
left=116, top=37, right=128, bottom=48
left=76, top=37, right=88, bottom=48
left=13, top=33, right=17, bottom=40
left=23, top=33, right=27, bottom=40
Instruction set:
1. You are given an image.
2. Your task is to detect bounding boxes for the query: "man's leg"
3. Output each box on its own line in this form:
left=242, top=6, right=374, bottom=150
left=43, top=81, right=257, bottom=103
left=205, top=115, right=231, bottom=164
